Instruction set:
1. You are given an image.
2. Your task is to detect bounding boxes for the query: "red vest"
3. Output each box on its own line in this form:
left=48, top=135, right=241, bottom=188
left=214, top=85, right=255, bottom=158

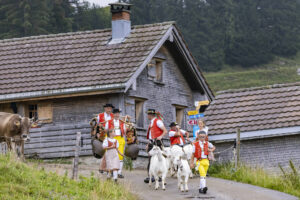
left=108, top=119, right=125, bottom=137
left=169, top=130, right=185, bottom=145
left=147, top=118, right=163, bottom=139
left=98, top=113, right=114, bottom=123
left=107, top=139, right=117, bottom=148
left=193, top=141, right=208, bottom=160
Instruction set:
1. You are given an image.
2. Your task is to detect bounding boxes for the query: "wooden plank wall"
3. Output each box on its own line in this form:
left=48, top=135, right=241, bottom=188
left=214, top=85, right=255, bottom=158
left=21, top=124, right=171, bottom=159
left=24, top=124, right=92, bottom=159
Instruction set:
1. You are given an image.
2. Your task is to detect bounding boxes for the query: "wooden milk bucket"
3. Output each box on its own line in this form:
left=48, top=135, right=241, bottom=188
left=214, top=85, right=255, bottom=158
left=90, top=117, right=106, bottom=159
left=125, top=127, right=139, bottom=160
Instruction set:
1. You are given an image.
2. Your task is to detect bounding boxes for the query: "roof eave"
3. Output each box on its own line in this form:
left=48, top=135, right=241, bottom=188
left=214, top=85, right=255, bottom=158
left=172, top=26, right=214, bottom=101
left=0, top=83, right=126, bottom=103
left=209, top=126, right=300, bottom=142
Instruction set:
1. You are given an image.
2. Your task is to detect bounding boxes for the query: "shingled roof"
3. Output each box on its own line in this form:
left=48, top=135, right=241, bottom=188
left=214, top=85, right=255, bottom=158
left=0, top=22, right=175, bottom=99
left=205, top=82, right=300, bottom=135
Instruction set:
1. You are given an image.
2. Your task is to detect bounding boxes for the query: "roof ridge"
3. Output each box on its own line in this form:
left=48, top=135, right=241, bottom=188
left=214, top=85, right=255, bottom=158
left=216, top=82, right=300, bottom=95
left=0, top=21, right=175, bottom=44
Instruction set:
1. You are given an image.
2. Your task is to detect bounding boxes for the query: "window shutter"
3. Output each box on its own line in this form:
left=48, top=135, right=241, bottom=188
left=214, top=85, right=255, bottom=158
left=37, top=102, right=53, bottom=123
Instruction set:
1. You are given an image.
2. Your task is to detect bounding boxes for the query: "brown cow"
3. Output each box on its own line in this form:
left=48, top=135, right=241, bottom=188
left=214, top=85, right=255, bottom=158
left=0, top=112, right=31, bottom=159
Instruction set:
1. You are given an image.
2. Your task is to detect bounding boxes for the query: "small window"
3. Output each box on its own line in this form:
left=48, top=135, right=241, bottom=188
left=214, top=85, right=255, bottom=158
left=25, top=102, right=53, bottom=123
left=174, top=105, right=186, bottom=128
left=147, top=58, right=163, bottom=82
left=135, top=99, right=144, bottom=128
left=28, top=104, right=38, bottom=121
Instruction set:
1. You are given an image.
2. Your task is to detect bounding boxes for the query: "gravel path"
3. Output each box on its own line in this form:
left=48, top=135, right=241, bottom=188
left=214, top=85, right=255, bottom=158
left=40, top=163, right=298, bottom=200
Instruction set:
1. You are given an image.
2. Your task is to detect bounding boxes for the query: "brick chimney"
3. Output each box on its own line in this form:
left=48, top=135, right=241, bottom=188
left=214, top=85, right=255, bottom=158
left=109, top=3, right=132, bottom=44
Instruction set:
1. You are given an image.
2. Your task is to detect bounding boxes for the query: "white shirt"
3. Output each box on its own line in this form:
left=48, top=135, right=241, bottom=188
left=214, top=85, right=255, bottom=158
left=169, top=129, right=187, bottom=145
left=97, top=112, right=112, bottom=123
left=149, top=118, right=164, bottom=140
left=196, top=126, right=209, bottom=135
left=192, top=141, right=214, bottom=159
left=103, top=138, right=119, bottom=148
left=105, top=119, right=126, bottom=136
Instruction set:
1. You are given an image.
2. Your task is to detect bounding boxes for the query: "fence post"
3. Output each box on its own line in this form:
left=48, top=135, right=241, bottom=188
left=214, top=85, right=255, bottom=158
left=235, top=128, right=241, bottom=169
left=72, top=132, right=81, bottom=180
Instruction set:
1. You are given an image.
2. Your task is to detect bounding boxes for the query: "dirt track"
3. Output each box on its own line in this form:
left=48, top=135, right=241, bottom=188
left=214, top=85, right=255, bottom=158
left=41, top=163, right=298, bottom=200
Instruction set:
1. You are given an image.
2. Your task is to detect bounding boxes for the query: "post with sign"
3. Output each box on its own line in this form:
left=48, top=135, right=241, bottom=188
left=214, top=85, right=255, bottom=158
left=188, top=100, right=210, bottom=140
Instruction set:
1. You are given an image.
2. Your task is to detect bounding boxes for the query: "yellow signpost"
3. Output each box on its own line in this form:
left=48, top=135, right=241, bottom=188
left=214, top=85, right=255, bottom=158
left=188, top=110, right=198, bottom=115
left=195, top=100, right=210, bottom=111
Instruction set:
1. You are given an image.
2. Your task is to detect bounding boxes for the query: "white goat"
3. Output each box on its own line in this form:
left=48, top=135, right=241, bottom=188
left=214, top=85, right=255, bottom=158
left=170, top=145, right=184, bottom=176
left=163, top=147, right=172, bottom=173
left=173, top=155, right=191, bottom=192
left=183, top=144, right=194, bottom=178
left=148, top=145, right=168, bottom=190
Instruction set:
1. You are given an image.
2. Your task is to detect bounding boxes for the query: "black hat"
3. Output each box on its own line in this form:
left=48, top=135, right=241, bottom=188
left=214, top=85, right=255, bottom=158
left=198, top=131, right=207, bottom=135
left=113, top=108, right=121, bottom=113
left=103, top=103, right=114, bottom=108
left=146, top=109, right=156, bottom=114
left=169, top=122, right=178, bottom=127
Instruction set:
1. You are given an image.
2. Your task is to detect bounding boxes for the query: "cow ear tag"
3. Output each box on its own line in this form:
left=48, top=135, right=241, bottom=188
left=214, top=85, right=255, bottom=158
left=14, top=121, right=21, bottom=127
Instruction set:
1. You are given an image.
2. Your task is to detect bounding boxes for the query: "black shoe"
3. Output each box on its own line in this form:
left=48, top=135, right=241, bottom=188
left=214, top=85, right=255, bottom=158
left=144, top=177, right=150, bottom=183
left=151, top=177, right=155, bottom=182
left=99, top=170, right=104, bottom=174
left=159, top=177, right=162, bottom=182
left=199, top=188, right=203, bottom=194
left=118, top=174, right=124, bottom=179
left=203, top=187, right=208, bottom=194
left=114, top=179, right=118, bottom=183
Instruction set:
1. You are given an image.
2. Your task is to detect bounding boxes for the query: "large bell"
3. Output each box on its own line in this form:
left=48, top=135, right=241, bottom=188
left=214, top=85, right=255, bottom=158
left=125, top=143, right=139, bottom=160
left=91, top=138, right=105, bottom=159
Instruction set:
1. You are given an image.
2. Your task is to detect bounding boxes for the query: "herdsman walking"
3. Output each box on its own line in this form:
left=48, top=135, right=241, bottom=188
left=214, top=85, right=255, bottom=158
left=144, top=109, right=167, bottom=183
left=168, top=122, right=190, bottom=146
left=190, top=131, right=216, bottom=194
left=97, top=103, right=114, bottom=125
left=105, top=108, right=127, bottom=178
left=98, top=103, right=114, bottom=173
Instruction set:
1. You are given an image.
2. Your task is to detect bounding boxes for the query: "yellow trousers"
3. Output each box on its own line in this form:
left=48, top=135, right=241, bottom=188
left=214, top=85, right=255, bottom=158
left=196, top=159, right=210, bottom=177
left=114, top=136, right=125, bottom=161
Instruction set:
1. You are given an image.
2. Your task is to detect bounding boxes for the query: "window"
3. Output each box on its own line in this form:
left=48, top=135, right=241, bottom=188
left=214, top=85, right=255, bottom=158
left=28, top=104, right=38, bottom=121
left=147, top=58, right=163, bottom=82
left=174, top=105, right=186, bottom=128
left=25, top=102, right=53, bottom=123
left=176, top=108, right=184, bottom=126
left=135, top=99, right=144, bottom=128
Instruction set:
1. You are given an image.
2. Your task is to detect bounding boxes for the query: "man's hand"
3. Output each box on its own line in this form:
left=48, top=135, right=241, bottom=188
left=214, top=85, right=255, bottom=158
left=157, top=135, right=163, bottom=140
left=190, top=162, right=194, bottom=169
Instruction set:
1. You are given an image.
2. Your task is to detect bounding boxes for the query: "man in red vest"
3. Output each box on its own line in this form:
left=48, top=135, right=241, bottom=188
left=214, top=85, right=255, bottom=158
left=168, top=122, right=190, bottom=146
left=97, top=103, right=114, bottom=124
left=190, top=131, right=215, bottom=194
left=144, top=109, right=167, bottom=183
left=105, top=108, right=127, bottom=178
left=97, top=103, right=114, bottom=173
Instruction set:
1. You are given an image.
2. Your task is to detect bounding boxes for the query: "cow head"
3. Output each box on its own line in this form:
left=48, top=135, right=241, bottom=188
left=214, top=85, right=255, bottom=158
left=21, top=117, right=31, bottom=141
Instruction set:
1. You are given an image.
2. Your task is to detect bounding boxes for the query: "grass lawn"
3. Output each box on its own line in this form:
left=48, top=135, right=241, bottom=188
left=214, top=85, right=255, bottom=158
left=0, top=154, right=137, bottom=200
left=208, top=161, right=300, bottom=198
left=204, top=52, right=300, bottom=93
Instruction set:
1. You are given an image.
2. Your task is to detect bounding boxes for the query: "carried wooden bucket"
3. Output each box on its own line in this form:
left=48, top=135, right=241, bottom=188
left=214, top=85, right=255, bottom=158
left=91, top=137, right=105, bottom=159
left=125, top=143, right=139, bottom=160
